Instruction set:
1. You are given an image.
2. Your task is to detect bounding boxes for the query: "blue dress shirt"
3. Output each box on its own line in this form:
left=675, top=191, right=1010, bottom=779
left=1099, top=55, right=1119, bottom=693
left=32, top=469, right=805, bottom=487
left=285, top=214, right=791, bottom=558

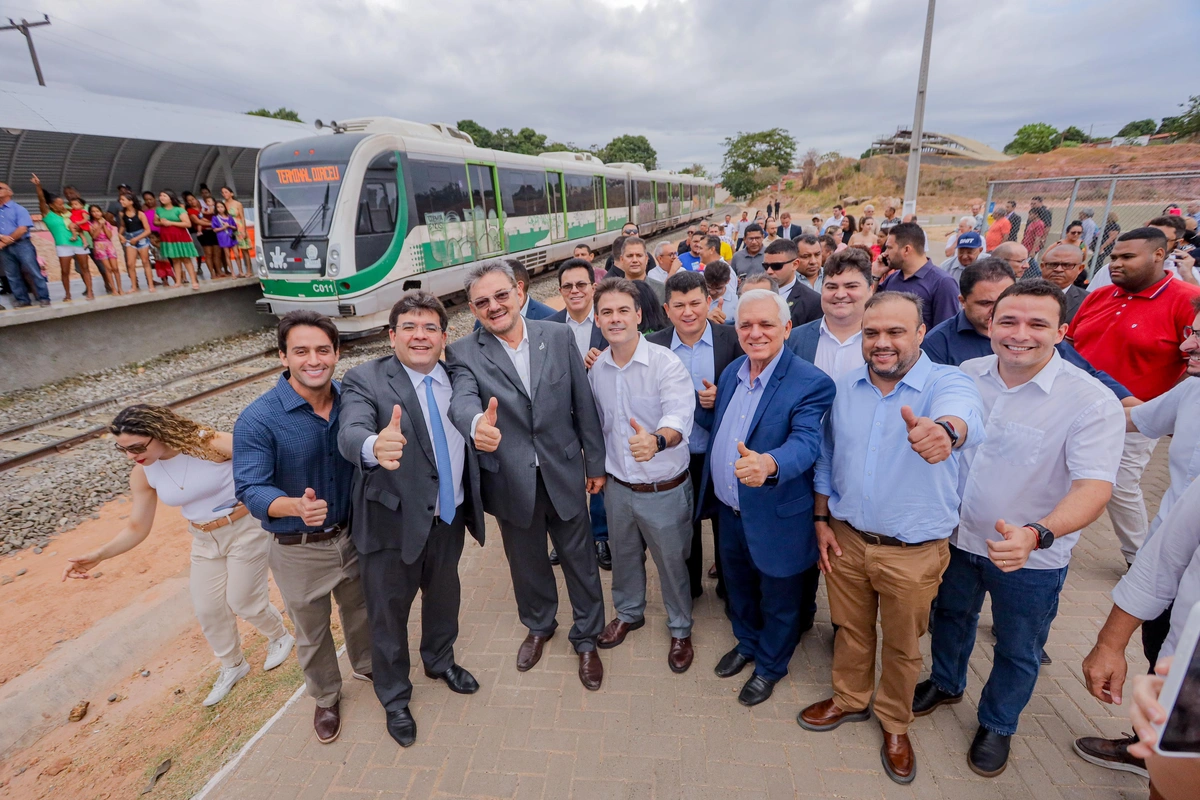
left=678, top=252, right=702, bottom=271
left=711, top=350, right=783, bottom=511
left=670, top=324, right=716, bottom=454
left=0, top=200, right=34, bottom=241
left=233, top=373, right=354, bottom=533
left=814, top=352, right=985, bottom=542
left=922, top=310, right=1131, bottom=400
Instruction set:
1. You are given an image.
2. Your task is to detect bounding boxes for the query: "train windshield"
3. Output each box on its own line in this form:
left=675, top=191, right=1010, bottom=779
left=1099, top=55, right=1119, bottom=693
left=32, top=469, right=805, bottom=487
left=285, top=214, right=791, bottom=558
left=259, top=162, right=347, bottom=239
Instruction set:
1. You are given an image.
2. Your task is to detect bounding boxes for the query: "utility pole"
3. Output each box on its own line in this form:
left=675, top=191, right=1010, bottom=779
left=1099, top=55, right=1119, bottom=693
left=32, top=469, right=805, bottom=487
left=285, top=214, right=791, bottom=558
left=902, top=0, right=935, bottom=218
left=1, top=15, right=51, bottom=86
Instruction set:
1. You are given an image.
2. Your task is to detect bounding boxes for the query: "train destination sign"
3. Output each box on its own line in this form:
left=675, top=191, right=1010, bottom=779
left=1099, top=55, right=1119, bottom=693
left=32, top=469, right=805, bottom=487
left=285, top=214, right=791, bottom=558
left=271, top=165, right=342, bottom=185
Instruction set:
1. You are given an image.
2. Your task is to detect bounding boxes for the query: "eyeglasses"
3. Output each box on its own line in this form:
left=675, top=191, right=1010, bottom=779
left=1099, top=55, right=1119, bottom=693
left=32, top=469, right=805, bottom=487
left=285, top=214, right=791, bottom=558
left=763, top=260, right=792, bottom=271
left=560, top=281, right=592, bottom=292
left=1184, top=325, right=1197, bottom=340
left=396, top=322, right=443, bottom=334
left=471, top=289, right=513, bottom=310
left=1040, top=261, right=1077, bottom=271
left=114, top=439, right=152, bottom=455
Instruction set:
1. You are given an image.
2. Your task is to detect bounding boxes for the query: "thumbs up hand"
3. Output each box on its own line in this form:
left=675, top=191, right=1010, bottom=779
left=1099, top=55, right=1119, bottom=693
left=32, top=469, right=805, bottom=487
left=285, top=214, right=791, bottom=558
left=628, top=418, right=658, bottom=462
left=698, top=378, right=717, bottom=410
left=474, top=396, right=502, bottom=453
left=708, top=298, right=727, bottom=325
left=296, top=487, right=328, bottom=527
left=734, top=441, right=776, bottom=487
left=986, top=519, right=1039, bottom=572
left=901, top=405, right=953, bottom=464
left=373, top=403, right=407, bottom=470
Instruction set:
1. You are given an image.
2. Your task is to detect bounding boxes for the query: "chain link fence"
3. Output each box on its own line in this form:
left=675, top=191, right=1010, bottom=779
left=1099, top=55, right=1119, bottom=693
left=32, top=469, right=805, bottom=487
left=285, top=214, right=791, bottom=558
left=983, top=171, right=1200, bottom=276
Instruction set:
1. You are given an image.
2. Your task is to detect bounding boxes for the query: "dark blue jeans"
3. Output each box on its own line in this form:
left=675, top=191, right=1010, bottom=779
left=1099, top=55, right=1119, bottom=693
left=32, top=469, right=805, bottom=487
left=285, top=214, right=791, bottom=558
left=0, top=238, right=50, bottom=305
left=929, top=545, right=1067, bottom=736
left=589, top=490, right=607, bottom=542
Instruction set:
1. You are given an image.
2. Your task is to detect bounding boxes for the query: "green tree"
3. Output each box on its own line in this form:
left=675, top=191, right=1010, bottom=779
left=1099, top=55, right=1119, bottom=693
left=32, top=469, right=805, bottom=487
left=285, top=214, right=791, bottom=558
left=719, top=129, right=796, bottom=198
left=1116, top=119, right=1157, bottom=138
left=598, top=135, right=657, bottom=170
left=455, top=119, right=493, bottom=148
left=720, top=170, right=758, bottom=199
left=490, top=127, right=548, bottom=156
left=1004, top=123, right=1059, bottom=155
left=247, top=107, right=303, bottom=123
left=1060, top=125, right=1090, bottom=143
left=1171, top=95, right=1200, bottom=139
left=679, top=163, right=709, bottom=178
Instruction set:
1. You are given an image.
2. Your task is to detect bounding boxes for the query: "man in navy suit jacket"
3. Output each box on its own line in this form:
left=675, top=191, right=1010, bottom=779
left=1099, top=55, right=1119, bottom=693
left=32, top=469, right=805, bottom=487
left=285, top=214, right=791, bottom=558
left=696, top=289, right=836, bottom=707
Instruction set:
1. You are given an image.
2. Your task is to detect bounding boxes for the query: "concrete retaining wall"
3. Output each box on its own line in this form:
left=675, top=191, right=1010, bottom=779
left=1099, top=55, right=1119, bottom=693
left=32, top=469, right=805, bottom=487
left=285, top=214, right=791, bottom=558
left=0, top=280, right=271, bottom=393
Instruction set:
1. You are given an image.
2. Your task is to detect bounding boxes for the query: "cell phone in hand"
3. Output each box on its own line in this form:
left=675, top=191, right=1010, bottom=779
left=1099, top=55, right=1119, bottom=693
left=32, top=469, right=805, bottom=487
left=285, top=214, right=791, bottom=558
left=1156, top=601, right=1200, bottom=757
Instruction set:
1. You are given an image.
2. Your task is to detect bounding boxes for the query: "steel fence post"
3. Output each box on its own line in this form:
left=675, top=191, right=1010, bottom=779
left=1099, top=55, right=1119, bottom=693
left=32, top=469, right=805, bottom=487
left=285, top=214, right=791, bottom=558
left=1062, top=178, right=1080, bottom=239
left=1090, top=177, right=1118, bottom=278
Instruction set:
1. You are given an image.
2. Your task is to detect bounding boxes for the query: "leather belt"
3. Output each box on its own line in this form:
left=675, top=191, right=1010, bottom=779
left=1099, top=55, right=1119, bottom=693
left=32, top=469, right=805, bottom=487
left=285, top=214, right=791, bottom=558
left=191, top=503, right=249, bottom=533
left=842, top=519, right=934, bottom=548
left=274, top=524, right=344, bottom=546
left=609, top=470, right=689, bottom=494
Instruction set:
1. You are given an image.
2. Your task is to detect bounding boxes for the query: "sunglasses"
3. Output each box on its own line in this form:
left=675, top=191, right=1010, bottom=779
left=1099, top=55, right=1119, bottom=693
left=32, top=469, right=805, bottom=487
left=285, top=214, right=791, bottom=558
left=763, top=261, right=792, bottom=271
left=1040, top=261, right=1077, bottom=271
left=115, top=439, right=152, bottom=455
left=471, top=288, right=513, bottom=310
left=560, top=281, right=592, bottom=292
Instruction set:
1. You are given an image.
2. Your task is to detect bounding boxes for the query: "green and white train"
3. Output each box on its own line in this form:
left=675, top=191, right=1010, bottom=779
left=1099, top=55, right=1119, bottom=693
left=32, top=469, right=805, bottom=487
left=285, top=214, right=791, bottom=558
left=251, top=117, right=716, bottom=333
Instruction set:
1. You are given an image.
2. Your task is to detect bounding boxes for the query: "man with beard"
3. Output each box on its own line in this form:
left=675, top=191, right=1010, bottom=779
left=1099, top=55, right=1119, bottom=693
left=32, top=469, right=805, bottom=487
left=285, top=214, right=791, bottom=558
left=732, top=223, right=766, bottom=277
left=446, top=260, right=608, bottom=690
left=800, top=292, right=984, bottom=785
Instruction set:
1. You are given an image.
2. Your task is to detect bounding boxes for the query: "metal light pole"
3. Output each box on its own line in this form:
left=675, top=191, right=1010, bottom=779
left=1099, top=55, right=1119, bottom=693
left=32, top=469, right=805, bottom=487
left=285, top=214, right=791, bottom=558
left=1, top=15, right=51, bottom=86
left=902, top=0, right=936, bottom=218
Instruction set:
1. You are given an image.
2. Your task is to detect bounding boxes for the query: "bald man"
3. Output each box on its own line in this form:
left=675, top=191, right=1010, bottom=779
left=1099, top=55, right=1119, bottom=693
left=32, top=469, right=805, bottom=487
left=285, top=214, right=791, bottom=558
left=991, top=242, right=1033, bottom=280
left=1039, top=244, right=1089, bottom=322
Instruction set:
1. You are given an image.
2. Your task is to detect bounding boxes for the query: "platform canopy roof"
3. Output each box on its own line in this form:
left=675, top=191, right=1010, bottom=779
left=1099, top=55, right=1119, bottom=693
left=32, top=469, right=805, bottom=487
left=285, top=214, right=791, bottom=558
left=0, top=80, right=316, bottom=206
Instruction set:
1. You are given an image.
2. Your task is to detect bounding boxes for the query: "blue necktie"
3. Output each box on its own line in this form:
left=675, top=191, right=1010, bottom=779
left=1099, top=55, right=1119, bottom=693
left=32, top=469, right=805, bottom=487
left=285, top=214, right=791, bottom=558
left=424, top=376, right=456, bottom=524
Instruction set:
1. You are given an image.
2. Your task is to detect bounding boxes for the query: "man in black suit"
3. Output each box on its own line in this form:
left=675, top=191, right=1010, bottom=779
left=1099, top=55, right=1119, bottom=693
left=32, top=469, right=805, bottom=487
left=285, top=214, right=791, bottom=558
left=761, top=238, right=823, bottom=327
left=338, top=291, right=486, bottom=748
left=548, top=257, right=612, bottom=570
left=778, top=212, right=803, bottom=241
left=648, top=271, right=744, bottom=599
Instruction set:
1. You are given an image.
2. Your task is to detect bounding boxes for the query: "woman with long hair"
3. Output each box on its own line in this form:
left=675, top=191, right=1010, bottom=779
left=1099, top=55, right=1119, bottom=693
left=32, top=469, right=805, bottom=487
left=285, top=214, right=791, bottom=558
left=88, top=204, right=123, bottom=295
left=156, top=190, right=200, bottom=289
left=849, top=216, right=877, bottom=251
left=118, top=192, right=155, bottom=292
left=30, top=173, right=94, bottom=301
left=840, top=214, right=857, bottom=245
left=63, top=404, right=294, bottom=706
left=212, top=201, right=243, bottom=277
left=220, top=186, right=251, bottom=276
left=1049, top=220, right=1091, bottom=264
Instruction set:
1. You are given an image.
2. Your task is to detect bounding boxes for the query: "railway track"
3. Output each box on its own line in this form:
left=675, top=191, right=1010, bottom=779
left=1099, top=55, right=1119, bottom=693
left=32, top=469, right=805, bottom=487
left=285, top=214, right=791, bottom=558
left=0, top=333, right=386, bottom=473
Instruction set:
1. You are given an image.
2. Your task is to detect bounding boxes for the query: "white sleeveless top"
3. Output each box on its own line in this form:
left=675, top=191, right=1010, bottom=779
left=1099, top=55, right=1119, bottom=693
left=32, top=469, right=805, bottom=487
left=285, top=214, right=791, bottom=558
left=142, top=453, right=238, bottom=523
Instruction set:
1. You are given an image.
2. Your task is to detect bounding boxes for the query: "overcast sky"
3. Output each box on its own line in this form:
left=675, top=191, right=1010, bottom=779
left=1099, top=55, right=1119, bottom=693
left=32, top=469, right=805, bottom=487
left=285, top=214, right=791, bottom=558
left=2, top=0, right=1196, bottom=173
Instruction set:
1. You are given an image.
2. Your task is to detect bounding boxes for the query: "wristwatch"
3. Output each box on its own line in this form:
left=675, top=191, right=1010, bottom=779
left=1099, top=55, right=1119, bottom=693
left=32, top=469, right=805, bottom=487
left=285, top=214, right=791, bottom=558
left=935, top=419, right=959, bottom=448
left=1025, top=522, right=1055, bottom=550
left=655, top=433, right=667, bottom=453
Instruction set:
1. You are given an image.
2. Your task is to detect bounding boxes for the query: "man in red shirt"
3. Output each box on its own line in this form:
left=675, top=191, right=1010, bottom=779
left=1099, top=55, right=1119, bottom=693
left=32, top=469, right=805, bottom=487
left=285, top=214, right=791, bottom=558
left=1068, top=227, right=1200, bottom=564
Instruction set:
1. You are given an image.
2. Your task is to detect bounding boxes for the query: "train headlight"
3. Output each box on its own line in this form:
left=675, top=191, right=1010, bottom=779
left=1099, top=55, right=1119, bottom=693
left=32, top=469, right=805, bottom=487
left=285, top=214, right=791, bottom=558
left=256, top=261, right=269, bottom=278
left=326, top=247, right=340, bottom=277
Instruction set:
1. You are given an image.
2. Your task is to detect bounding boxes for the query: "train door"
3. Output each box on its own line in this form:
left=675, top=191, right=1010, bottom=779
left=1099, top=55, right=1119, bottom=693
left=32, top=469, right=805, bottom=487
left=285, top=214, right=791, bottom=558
left=592, top=175, right=606, bottom=233
left=546, top=171, right=567, bottom=242
left=467, top=163, right=503, bottom=256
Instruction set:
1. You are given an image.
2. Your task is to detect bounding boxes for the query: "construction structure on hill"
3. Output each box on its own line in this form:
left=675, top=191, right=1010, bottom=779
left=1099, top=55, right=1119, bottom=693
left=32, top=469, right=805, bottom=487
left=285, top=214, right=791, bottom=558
left=868, top=128, right=1012, bottom=166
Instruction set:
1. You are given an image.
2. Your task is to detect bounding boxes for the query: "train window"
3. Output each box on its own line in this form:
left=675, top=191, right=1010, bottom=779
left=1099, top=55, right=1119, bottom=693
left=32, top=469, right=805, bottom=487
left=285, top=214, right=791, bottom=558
left=656, top=182, right=667, bottom=205
left=634, top=180, right=652, bottom=206
left=498, top=168, right=547, bottom=217
left=565, top=174, right=594, bottom=212
left=605, top=177, right=627, bottom=210
left=671, top=183, right=680, bottom=202
left=355, top=179, right=397, bottom=235
left=410, top=158, right=469, bottom=224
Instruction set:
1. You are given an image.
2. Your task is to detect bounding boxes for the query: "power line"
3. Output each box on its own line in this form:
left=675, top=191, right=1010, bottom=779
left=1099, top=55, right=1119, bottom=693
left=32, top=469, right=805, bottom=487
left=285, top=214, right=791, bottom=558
left=0, top=13, right=50, bottom=85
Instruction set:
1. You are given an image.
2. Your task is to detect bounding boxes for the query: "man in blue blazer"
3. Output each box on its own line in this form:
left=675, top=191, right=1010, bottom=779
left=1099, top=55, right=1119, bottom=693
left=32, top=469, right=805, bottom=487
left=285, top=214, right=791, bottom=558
left=786, top=248, right=873, bottom=379
left=696, top=288, right=836, bottom=707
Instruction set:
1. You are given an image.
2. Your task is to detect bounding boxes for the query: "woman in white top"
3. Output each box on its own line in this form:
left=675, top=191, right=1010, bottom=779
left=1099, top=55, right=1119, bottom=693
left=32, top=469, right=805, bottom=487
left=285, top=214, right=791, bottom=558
left=63, top=404, right=294, bottom=706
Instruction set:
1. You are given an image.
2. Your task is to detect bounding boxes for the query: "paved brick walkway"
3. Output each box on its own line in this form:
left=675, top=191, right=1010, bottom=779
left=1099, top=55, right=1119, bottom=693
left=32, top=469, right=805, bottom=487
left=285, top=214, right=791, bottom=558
left=208, top=447, right=1169, bottom=800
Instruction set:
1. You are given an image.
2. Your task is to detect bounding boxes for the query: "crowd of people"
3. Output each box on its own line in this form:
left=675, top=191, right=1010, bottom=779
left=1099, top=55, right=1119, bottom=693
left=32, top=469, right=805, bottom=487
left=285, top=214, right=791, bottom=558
left=58, top=200, right=1200, bottom=795
left=0, top=176, right=254, bottom=308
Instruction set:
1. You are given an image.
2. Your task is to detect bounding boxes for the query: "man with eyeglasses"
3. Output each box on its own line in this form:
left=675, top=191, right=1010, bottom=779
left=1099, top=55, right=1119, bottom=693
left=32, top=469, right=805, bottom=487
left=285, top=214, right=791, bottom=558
left=1039, top=244, right=1089, bottom=322
left=337, top=292, right=486, bottom=748
left=1073, top=297, right=1200, bottom=779
left=990, top=242, right=1033, bottom=280
left=732, top=223, right=766, bottom=278
left=761, top=238, right=823, bottom=328
left=446, top=260, right=608, bottom=691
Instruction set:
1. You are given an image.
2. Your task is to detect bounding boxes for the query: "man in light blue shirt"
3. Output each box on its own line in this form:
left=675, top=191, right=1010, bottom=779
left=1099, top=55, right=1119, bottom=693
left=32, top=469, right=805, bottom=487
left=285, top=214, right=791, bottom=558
left=799, top=291, right=984, bottom=786
left=0, top=182, right=51, bottom=307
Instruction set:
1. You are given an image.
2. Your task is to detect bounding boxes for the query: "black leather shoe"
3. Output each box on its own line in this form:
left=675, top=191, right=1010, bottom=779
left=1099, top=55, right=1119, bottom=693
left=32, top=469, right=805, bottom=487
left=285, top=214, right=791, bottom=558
left=714, top=647, right=753, bottom=678
left=968, top=726, right=1011, bottom=777
left=424, top=663, right=480, bottom=694
left=595, top=541, right=612, bottom=571
left=386, top=707, right=416, bottom=748
left=912, top=679, right=963, bottom=717
left=549, top=548, right=560, bottom=566
left=737, top=674, right=776, bottom=706
left=1040, top=648, right=1052, bottom=666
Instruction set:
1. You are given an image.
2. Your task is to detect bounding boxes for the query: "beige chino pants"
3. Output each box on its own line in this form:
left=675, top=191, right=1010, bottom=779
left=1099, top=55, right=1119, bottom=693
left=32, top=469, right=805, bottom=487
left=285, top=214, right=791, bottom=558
left=188, top=513, right=287, bottom=668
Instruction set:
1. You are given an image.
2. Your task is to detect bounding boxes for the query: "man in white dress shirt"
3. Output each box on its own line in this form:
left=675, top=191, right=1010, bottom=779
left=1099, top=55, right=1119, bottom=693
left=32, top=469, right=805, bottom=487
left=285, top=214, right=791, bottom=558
left=589, top=277, right=698, bottom=673
left=787, top=247, right=871, bottom=378
left=913, top=280, right=1123, bottom=778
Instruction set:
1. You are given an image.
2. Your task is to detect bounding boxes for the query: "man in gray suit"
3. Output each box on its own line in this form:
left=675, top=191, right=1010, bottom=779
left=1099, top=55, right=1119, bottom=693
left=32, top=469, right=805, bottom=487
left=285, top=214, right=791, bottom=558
left=446, top=260, right=608, bottom=690
left=338, top=291, right=486, bottom=748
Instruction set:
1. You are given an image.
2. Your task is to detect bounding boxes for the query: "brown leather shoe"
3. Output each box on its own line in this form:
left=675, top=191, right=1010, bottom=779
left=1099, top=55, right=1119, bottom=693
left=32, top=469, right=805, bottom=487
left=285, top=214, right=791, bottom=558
left=578, top=650, right=603, bottom=691
left=797, top=697, right=872, bottom=732
left=668, top=637, right=694, bottom=673
left=597, top=617, right=645, bottom=649
left=314, top=700, right=341, bottom=743
left=516, top=632, right=553, bottom=672
left=881, top=730, right=916, bottom=784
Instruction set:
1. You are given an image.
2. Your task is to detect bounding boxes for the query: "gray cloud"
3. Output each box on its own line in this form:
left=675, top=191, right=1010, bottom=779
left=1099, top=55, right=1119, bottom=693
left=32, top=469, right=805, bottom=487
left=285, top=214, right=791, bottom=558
left=2, top=0, right=1195, bottom=174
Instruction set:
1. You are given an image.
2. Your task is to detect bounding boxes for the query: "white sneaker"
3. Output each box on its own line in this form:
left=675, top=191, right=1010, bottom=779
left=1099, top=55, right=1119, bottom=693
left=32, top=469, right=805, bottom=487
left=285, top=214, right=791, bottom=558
left=203, top=659, right=251, bottom=707
left=264, top=633, right=295, bottom=671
